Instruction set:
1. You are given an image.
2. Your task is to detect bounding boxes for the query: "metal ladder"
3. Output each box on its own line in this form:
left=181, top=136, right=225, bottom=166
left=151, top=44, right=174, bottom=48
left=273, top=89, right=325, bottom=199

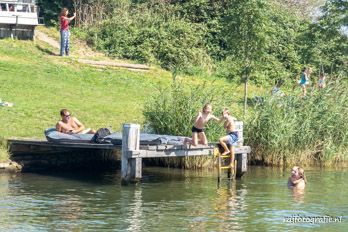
left=215, top=146, right=237, bottom=183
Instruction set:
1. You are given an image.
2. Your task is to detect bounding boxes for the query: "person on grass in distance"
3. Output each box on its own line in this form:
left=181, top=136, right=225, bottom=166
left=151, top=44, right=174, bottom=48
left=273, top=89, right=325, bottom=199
left=60, top=7, right=76, bottom=56
left=271, top=79, right=285, bottom=97
left=56, top=109, right=96, bottom=134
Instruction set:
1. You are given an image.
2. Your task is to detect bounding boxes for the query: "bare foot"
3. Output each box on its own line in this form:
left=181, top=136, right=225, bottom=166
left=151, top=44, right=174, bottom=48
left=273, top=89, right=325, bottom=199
left=221, top=151, right=230, bottom=156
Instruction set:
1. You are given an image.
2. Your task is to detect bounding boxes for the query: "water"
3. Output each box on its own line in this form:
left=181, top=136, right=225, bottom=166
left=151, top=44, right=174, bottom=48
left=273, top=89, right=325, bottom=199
left=0, top=166, right=347, bottom=231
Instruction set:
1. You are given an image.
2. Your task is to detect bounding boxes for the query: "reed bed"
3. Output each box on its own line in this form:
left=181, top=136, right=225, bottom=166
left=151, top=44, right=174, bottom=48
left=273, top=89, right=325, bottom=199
left=245, top=78, right=348, bottom=166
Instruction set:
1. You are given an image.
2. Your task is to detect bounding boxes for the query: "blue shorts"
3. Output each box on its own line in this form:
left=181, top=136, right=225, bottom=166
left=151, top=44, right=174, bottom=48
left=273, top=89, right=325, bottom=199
left=227, top=132, right=239, bottom=146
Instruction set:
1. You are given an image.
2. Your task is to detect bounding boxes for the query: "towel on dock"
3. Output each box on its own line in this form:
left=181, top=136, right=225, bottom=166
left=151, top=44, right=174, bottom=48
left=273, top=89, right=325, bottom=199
left=45, top=128, right=185, bottom=145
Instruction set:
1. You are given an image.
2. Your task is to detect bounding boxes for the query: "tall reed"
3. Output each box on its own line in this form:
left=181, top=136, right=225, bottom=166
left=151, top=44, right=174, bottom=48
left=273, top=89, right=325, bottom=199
left=143, top=81, right=235, bottom=168
left=245, top=78, right=348, bottom=166
left=0, top=137, right=9, bottom=162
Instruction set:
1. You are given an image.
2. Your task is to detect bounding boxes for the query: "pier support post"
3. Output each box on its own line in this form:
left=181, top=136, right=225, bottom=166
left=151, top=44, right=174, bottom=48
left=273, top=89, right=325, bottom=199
left=236, top=153, right=247, bottom=178
left=121, top=124, right=141, bottom=184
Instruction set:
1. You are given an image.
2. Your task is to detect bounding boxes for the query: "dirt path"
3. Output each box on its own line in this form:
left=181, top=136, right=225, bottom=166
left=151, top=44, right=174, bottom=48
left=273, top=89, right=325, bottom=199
left=35, top=29, right=150, bottom=71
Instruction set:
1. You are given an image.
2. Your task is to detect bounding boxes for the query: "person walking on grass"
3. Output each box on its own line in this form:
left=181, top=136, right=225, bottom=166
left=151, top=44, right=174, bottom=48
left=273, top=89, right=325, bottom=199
left=299, top=67, right=309, bottom=97
left=184, top=103, right=221, bottom=146
left=219, top=108, right=238, bottom=157
left=318, top=71, right=326, bottom=89
left=60, top=8, right=76, bottom=56
left=271, top=79, right=285, bottom=97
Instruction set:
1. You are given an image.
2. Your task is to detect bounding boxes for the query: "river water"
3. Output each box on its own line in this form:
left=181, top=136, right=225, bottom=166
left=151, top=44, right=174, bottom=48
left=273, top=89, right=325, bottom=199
left=0, top=166, right=347, bottom=231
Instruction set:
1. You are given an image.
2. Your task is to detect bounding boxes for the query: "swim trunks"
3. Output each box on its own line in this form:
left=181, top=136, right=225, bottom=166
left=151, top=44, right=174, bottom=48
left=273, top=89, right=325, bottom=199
left=192, top=126, right=203, bottom=133
left=226, top=132, right=239, bottom=145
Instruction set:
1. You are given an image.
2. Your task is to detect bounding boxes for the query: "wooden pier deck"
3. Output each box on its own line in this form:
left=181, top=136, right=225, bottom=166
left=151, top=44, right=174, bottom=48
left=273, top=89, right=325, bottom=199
left=8, top=123, right=251, bottom=183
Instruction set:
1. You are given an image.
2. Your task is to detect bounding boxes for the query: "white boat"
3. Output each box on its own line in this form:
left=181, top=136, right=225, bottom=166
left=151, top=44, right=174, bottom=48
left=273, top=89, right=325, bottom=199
left=0, top=0, right=43, bottom=39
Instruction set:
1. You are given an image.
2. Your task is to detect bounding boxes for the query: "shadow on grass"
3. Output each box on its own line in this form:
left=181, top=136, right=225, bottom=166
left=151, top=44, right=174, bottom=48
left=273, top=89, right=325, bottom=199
left=35, top=44, right=58, bottom=56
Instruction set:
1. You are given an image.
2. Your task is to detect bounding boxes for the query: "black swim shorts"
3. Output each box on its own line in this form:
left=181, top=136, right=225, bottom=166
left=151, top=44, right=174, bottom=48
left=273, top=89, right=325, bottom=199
left=192, top=126, right=204, bottom=133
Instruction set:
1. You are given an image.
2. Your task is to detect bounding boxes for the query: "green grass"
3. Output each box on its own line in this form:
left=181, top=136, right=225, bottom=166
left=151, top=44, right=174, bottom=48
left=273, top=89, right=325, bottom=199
left=0, top=39, right=170, bottom=139
left=0, top=38, right=255, bottom=163
left=4, top=33, right=344, bottom=167
left=0, top=36, right=261, bottom=138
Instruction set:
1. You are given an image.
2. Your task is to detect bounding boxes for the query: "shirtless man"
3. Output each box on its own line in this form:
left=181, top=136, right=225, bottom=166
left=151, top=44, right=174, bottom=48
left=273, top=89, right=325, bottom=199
left=184, top=103, right=221, bottom=146
left=219, top=108, right=238, bottom=156
left=56, top=109, right=96, bottom=134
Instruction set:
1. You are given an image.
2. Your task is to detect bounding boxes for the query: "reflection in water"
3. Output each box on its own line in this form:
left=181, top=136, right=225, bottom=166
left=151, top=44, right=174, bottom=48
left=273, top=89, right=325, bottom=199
left=290, top=186, right=306, bottom=203
left=126, top=187, right=143, bottom=232
left=56, top=194, right=83, bottom=230
left=211, top=181, right=248, bottom=230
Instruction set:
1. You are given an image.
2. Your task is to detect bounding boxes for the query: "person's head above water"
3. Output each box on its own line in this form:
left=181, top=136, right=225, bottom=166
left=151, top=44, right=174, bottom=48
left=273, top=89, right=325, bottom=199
left=291, top=166, right=299, bottom=177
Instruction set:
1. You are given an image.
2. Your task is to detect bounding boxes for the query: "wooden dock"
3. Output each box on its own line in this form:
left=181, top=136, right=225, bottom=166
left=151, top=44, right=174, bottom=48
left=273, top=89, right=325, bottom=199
left=8, top=123, right=251, bottom=183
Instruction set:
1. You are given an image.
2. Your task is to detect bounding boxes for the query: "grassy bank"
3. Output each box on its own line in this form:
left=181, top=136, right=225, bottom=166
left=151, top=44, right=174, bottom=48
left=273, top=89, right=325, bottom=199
left=1, top=31, right=346, bottom=166
left=0, top=36, right=256, bottom=162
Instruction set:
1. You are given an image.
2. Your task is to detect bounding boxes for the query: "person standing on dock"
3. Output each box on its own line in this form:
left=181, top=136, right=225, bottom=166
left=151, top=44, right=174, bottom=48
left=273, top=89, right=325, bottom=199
left=184, top=103, right=221, bottom=146
left=56, top=109, right=96, bottom=134
left=60, top=8, right=76, bottom=56
left=219, top=108, right=239, bottom=157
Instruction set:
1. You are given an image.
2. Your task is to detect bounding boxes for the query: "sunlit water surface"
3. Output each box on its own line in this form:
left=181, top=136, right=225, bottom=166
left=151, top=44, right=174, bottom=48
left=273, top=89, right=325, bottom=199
left=0, top=166, right=347, bottom=231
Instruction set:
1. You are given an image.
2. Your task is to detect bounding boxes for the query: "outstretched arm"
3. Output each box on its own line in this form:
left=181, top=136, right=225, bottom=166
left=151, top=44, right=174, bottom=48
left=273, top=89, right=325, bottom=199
left=210, top=114, right=222, bottom=122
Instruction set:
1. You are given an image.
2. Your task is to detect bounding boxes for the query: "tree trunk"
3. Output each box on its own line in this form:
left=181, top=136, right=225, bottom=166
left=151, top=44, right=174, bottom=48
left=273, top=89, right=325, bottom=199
left=243, top=77, right=248, bottom=117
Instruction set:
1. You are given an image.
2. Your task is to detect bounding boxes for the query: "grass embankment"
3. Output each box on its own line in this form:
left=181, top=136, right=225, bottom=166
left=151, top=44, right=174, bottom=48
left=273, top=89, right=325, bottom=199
left=3, top=28, right=345, bottom=167
left=0, top=34, right=257, bottom=162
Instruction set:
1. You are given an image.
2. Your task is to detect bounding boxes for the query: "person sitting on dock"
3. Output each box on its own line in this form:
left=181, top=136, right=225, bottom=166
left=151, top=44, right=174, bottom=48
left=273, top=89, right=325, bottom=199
left=218, top=108, right=239, bottom=157
left=184, top=103, right=221, bottom=146
left=56, top=109, right=96, bottom=134
left=288, top=166, right=306, bottom=189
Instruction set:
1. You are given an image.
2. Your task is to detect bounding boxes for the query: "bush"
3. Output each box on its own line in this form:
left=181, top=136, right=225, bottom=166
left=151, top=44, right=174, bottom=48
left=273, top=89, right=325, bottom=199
left=86, top=2, right=211, bottom=72
left=245, top=78, right=348, bottom=166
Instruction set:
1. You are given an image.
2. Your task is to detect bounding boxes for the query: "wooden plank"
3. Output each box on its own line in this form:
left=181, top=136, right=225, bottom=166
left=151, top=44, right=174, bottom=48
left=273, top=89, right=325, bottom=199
left=8, top=139, right=118, bottom=150
left=131, top=146, right=251, bottom=158
left=139, top=144, right=216, bottom=151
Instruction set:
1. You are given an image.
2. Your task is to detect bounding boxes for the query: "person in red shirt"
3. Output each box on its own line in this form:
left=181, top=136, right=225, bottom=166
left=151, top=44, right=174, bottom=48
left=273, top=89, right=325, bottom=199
left=60, top=8, right=76, bottom=56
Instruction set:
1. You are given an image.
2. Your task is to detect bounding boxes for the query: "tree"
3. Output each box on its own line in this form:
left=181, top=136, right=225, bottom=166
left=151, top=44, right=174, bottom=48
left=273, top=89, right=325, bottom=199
left=299, top=0, right=348, bottom=75
left=224, top=0, right=268, bottom=116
